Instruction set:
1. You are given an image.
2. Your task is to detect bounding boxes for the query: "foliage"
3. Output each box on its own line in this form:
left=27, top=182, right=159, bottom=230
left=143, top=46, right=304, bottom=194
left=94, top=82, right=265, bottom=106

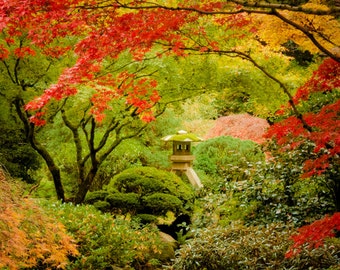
left=40, top=201, right=172, bottom=269
left=1, top=0, right=338, bottom=204
left=193, top=136, right=265, bottom=189
left=92, top=109, right=182, bottom=189
left=205, top=114, right=270, bottom=144
left=265, top=58, right=340, bottom=212
left=0, top=170, right=78, bottom=270
left=192, top=142, right=335, bottom=227
left=0, top=126, right=40, bottom=183
left=211, top=62, right=292, bottom=117
left=86, top=166, right=195, bottom=220
left=171, top=222, right=340, bottom=270
left=286, top=212, right=340, bottom=258
left=240, top=160, right=334, bottom=226
left=252, top=5, right=340, bottom=56
left=266, top=58, right=340, bottom=177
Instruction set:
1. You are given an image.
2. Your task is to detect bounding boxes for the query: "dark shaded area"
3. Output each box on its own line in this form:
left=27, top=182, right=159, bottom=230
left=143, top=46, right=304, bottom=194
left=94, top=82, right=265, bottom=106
left=157, top=214, right=191, bottom=240
left=282, top=40, right=314, bottom=66
left=0, top=127, right=40, bottom=183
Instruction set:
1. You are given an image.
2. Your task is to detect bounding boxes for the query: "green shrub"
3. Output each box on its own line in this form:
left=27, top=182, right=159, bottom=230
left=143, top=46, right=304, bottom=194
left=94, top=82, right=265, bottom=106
left=93, top=200, right=111, bottom=212
left=134, top=213, right=158, bottom=224
left=193, top=136, right=265, bottom=190
left=142, top=193, right=184, bottom=215
left=87, top=167, right=195, bottom=220
left=106, top=192, right=140, bottom=214
left=240, top=144, right=335, bottom=226
left=0, top=127, right=40, bottom=183
left=39, top=201, right=172, bottom=269
left=172, top=222, right=340, bottom=270
left=108, top=166, right=193, bottom=200
left=84, top=190, right=110, bottom=204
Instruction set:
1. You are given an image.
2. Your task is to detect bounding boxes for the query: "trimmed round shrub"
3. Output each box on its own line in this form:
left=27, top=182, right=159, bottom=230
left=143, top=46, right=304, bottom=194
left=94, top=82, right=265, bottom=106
left=106, top=192, right=140, bottom=214
left=108, top=166, right=193, bottom=200
left=93, top=200, right=111, bottom=212
left=87, top=166, right=195, bottom=221
left=142, top=193, right=184, bottom=215
left=134, top=213, right=158, bottom=224
left=84, top=190, right=110, bottom=204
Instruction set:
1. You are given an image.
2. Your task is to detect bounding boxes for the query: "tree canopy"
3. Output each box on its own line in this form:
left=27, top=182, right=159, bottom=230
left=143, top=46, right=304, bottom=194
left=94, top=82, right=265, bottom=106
left=0, top=0, right=339, bottom=203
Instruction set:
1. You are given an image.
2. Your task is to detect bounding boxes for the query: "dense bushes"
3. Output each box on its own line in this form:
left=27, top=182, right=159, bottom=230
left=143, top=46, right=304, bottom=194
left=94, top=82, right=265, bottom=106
left=0, top=127, right=40, bottom=183
left=86, top=166, right=195, bottom=221
left=192, top=137, right=335, bottom=227
left=41, top=201, right=174, bottom=269
left=193, top=136, right=265, bottom=190
left=172, top=222, right=340, bottom=270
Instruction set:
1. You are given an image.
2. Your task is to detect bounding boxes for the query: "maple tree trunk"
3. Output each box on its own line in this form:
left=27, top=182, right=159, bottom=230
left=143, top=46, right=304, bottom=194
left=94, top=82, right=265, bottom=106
left=75, top=167, right=98, bottom=204
left=28, top=136, right=66, bottom=202
left=13, top=98, right=66, bottom=202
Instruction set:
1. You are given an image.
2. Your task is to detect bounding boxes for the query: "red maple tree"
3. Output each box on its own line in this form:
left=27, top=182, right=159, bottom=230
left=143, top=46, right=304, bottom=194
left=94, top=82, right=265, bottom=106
left=286, top=213, right=340, bottom=258
left=265, top=58, right=340, bottom=178
left=265, top=58, right=340, bottom=257
left=0, top=0, right=256, bottom=203
left=0, top=0, right=195, bottom=123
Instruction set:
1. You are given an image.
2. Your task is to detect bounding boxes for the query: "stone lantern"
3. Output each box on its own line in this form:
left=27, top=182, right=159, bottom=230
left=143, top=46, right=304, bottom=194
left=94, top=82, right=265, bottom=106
left=161, top=130, right=203, bottom=188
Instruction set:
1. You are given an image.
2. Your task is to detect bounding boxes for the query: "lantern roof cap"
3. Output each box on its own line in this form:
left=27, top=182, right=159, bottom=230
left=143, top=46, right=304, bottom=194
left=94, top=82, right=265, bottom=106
left=161, top=130, right=204, bottom=142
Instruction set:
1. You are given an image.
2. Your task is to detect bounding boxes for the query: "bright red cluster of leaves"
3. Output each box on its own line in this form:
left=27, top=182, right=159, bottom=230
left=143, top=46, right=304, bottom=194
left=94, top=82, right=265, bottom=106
left=265, top=58, right=340, bottom=177
left=89, top=72, right=160, bottom=122
left=286, top=212, right=340, bottom=258
left=1, top=0, right=193, bottom=123
left=293, top=58, right=340, bottom=104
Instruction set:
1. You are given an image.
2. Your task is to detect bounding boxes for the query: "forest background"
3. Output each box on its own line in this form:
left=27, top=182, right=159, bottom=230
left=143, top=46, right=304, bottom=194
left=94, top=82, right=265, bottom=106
left=0, top=0, right=339, bottom=269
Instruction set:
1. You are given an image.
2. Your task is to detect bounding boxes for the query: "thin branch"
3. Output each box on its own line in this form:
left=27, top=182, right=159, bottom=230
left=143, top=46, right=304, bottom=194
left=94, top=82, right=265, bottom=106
left=179, top=46, right=313, bottom=131
left=114, top=0, right=340, bottom=16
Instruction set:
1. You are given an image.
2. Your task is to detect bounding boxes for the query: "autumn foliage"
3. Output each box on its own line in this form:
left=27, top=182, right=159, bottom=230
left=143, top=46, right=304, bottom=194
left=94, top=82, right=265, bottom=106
left=286, top=212, right=340, bottom=258
left=265, top=58, right=340, bottom=177
left=205, top=113, right=270, bottom=144
left=0, top=0, right=194, bottom=124
left=0, top=169, right=78, bottom=269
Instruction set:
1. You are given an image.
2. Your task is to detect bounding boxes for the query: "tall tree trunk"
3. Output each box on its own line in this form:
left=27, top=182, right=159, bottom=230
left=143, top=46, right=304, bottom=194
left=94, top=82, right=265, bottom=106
left=13, top=98, right=65, bottom=202
left=29, top=137, right=66, bottom=202
left=75, top=167, right=98, bottom=204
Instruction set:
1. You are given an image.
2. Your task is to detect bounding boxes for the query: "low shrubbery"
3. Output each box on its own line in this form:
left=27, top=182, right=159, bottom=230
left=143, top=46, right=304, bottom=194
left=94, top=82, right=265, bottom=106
left=40, top=201, right=175, bottom=269
left=193, top=136, right=265, bottom=190
left=172, top=222, right=340, bottom=270
left=0, top=170, right=78, bottom=270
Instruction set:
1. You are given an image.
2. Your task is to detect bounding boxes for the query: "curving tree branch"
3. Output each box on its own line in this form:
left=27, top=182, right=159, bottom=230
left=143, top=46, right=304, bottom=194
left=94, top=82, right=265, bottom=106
left=271, top=9, right=340, bottom=62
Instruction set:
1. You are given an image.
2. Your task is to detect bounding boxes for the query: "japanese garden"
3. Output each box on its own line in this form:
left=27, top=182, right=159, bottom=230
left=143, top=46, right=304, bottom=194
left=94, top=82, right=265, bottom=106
left=0, top=0, right=339, bottom=269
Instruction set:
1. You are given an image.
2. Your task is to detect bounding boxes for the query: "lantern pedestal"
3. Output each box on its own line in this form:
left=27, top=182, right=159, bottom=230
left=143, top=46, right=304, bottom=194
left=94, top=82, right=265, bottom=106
left=170, top=155, right=195, bottom=170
